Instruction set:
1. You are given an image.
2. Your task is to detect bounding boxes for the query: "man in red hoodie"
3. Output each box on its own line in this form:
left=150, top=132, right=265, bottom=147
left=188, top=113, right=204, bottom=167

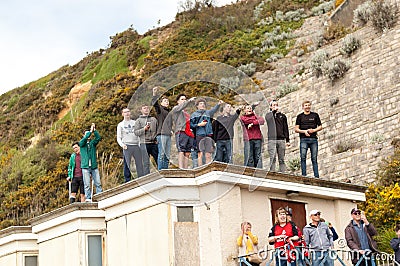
left=240, top=105, right=265, bottom=168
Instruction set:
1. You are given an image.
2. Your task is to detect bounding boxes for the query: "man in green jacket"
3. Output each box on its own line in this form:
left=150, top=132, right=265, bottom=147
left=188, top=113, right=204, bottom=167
left=67, top=142, right=86, bottom=203
left=79, top=123, right=102, bottom=202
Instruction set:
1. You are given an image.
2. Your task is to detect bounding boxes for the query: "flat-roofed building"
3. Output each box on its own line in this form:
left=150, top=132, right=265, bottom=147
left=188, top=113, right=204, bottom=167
left=0, top=226, right=38, bottom=266
left=0, top=162, right=367, bottom=266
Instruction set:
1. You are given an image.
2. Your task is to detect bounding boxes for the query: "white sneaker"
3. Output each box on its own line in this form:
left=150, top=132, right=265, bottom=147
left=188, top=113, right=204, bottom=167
left=85, top=199, right=92, bottom=202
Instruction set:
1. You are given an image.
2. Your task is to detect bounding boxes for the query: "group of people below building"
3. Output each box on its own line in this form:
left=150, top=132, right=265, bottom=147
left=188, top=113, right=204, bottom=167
left=117, top=87, right=324, bottom=181
left=67, top=123, right=103, bottom=203
left=238, top=207, right=382, bottom=266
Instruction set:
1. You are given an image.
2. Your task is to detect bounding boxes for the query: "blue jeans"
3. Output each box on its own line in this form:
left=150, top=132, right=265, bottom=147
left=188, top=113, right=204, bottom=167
left=244, top=140, right=262, bottom=168
left=215, top=139, right=232, bottom=163
left=300, top=138, right=319, bottom=178
left=311, top=250, right=334, bottom=266
left=157, top=135, right=171, bottom=170
left=82, top=168, right=102, bottom=200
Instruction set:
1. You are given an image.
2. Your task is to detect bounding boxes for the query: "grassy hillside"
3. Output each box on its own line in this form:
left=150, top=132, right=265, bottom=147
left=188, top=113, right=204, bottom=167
left=0, top=0, right=348, bottom=229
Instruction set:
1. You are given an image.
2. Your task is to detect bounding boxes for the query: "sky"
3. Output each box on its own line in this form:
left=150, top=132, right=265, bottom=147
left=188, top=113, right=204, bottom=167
left=0, top=0, right=234, bottom=96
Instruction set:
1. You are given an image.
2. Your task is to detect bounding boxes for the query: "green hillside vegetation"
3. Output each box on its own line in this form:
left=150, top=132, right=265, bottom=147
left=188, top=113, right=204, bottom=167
left=0, top=0, right=397, bottom=233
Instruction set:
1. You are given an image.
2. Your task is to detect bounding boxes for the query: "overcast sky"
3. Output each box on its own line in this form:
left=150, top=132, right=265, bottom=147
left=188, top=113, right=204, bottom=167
left=0, top=0, right=234, bottom=95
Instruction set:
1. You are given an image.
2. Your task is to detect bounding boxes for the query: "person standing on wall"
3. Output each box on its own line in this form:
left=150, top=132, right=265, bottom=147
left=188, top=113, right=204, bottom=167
left=117, top=107, right=144, bottom=182
left=134, top=105, right=158, bottom=175
left=190, top=98, right=222, bottom=166
left=212, top=103, right=241, bottom=164
left=67, top=142, right=86, bottom=203
left=151, top=87, right=172, bottom=170
left=294, top=100, right=322, bottom=178
left=240, top=104, right=265, bottom=168
left=265, top=100, right=290, bottom=172
left=170, top=94, right=196, bottom=169
left=79, top=123, right=102, bottom=202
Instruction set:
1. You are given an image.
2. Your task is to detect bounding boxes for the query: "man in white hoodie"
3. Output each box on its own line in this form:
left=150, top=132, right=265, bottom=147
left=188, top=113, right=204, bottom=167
left=117, top=108, right=144, bottom=182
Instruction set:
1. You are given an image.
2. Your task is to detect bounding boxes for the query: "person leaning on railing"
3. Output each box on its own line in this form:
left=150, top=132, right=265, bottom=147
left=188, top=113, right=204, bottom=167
left=268, top=207, right=299, bottom=266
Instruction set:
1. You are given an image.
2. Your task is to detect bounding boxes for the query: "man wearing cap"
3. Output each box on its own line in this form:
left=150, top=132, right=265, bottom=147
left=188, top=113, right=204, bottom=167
left=303, top=210, right=334, bottom=266
left=345, top=208, right=378, bottom=265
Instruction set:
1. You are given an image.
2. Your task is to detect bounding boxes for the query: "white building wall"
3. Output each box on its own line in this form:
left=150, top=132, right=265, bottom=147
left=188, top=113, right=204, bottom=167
left=106, top=202, right=172, bottom=266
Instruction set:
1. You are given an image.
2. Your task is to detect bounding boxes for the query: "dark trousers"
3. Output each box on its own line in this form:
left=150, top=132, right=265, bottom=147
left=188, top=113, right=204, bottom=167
left=123, top=145, right=144, bottom=182
left=140, top=143, right=158, bottom=175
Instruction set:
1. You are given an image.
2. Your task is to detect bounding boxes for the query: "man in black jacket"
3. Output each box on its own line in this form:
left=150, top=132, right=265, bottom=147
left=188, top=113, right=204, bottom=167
left=212, top=103, right=241, bottom=163
left=152, top=87, right=172, bottom=170
left=265, top=100, right=290, bottom=172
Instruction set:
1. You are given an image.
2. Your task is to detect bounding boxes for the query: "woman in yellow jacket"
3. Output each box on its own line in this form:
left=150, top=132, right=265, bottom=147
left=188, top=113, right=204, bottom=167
left=237, top=221, right=261, bottom=266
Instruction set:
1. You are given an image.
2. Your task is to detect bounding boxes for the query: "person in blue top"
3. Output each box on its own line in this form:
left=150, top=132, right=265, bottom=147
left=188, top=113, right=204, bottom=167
left=79, top=123, right=102, bottom=202
left=190, top=98, right=223, bottom=166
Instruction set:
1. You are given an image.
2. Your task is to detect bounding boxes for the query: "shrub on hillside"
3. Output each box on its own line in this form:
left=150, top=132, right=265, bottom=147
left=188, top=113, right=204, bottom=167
left=353, top=0, right=398, bottom=33
left=322, top=57, right=350, bottom=81
left=339, top=34, right=361, bottom=56
left=375, top=147, right=400, bottom=186
left=238, top=62, right=257, bottom=76
left=287, top=157, right=300, bottom=172
left=332, top=139, right=356, bottom=154
left=323, top=23, right=350, bottom=42
left=360, top=183, right=400, bottom=251
left=275, top=81, right=298, bottom=98
left=311, top=0, right=335, bottom=15
left=353, top=0, right=372, bottom=26
left=309, top=50, right=329, bottom=77
left=370, top=0, right=398, bottom=33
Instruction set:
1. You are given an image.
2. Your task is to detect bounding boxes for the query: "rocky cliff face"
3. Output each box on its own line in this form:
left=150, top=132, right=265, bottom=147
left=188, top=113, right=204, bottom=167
left=252, top=7, right=400, bottom=184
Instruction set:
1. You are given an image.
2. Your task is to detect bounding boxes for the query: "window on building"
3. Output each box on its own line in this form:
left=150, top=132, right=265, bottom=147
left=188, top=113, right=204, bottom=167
left=24, top=255, right=38, bottom=266
left=177, top=206, right=194, bottom=222
left=87, top=235, right=103, bottom=266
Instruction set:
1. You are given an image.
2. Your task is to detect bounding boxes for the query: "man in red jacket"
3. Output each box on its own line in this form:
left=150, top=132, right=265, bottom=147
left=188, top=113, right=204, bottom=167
left=240, top=105, right=265, bottom=168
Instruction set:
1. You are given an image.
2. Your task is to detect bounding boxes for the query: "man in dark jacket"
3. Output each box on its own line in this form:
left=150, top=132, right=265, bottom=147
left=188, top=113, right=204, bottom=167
left=212, top=103, right=240, bottom=164
left=345, top=208, right=378, bottom=265
left=152, top=87, right=172, bottom=170
left=265, top=100, right=290, bottom=172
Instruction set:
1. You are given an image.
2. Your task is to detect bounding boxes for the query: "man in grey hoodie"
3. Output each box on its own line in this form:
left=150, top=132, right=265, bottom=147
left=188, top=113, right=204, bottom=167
left=134, top=105, right=158, bottom=175
left=303, top=209, right=334, bottom=266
